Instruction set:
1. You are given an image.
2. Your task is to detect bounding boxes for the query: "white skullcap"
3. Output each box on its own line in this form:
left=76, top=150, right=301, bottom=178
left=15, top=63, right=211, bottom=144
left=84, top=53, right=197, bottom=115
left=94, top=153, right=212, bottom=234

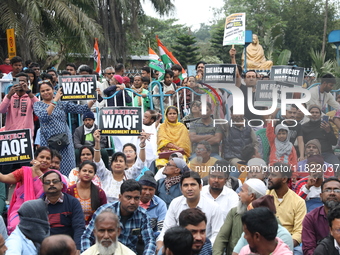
left=244, top=178, right=267, bottom=196
left=247, top=158, right=267, bottom=169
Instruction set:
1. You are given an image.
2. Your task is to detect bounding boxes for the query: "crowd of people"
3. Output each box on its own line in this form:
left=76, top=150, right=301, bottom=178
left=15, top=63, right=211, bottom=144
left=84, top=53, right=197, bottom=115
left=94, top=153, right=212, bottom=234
left=0, top=52, right=340, bottom=255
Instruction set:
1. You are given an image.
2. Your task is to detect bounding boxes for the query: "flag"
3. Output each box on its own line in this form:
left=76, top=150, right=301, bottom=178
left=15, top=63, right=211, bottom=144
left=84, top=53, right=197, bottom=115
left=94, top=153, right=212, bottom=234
left=148, top=47, right=165, bottom=81
left=93, top=38, right=101, bottom=74
left=156, top=36, right=187, bottom=80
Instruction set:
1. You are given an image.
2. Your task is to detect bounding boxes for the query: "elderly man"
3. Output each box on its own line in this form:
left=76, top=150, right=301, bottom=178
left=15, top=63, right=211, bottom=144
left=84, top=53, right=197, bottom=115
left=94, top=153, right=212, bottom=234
left=40, top=235, right=77, bottom=255
left=81, top=209, right=135, bottom=255
left=302, top=177, right=340, bottom=255
left=102, top=66, right=115, bottom=93
left=213, top=178, right=267, bottom=255
left=81, top=180, right=155, bottom=255
left=302, top=105, right=339, bottom=165
left=189, top=141, right=218, bottom=178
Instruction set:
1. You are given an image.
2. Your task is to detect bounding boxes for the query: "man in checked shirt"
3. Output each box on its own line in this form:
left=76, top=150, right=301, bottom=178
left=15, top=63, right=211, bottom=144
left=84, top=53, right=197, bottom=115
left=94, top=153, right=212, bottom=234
left=81, top=179, right=156, bottom=255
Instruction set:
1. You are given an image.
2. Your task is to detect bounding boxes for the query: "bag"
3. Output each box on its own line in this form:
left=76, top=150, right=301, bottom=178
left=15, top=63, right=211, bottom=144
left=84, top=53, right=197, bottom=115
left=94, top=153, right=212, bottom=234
left=48, top=133, right=69, bottom=150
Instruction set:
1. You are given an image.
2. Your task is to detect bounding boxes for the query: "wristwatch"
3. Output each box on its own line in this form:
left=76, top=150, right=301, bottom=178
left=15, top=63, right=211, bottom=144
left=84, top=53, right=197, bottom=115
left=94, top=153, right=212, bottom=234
left=26, top=90, right=32, bottom=94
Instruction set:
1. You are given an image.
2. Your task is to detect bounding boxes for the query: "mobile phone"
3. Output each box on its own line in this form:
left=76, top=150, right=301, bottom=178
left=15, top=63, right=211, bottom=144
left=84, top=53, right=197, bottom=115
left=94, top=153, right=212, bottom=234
left=131, top=228, right=141, bottom=236
left=12, top=78, right=19, bottom=86
left=322, top=115, right=329, bottom=122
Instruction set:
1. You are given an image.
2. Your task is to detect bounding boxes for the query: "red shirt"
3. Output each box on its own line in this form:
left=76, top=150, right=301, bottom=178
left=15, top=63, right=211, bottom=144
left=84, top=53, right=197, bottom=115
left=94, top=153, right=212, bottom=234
left=0, top=64, right=12, bottom=74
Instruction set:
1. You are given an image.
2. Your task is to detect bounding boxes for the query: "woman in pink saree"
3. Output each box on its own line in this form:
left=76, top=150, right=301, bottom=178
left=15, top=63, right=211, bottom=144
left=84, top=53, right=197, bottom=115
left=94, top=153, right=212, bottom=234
left=0, top=146, right=67, bottom=233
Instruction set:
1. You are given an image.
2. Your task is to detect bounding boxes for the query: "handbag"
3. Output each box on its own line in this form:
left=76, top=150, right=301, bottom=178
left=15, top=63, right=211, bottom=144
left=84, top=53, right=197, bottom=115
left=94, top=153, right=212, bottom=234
left=48, top=133, right=69, bottom=150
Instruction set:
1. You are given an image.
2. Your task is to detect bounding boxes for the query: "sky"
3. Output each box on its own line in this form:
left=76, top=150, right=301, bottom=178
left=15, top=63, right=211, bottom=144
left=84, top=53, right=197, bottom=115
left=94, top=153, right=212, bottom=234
left=141, top=0, right=225, bottom=30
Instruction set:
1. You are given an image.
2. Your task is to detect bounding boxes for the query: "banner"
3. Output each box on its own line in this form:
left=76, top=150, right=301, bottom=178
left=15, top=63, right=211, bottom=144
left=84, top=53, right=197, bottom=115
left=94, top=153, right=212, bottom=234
left=58, top=75, right=97, bottom=101
left=254, top=80, right=294, bottom=107
left=93, top=38, right=101, bottom=74
left=157, top=36, right=187, bottom=80
left=223, top=13, right=246, bottom=46
left=270, top=66, right=305, bottom=87
left=99, top=107, right=142, bottom=136
left=203, top=64, right=237, bottom=86
left=6, top=28, right=17, bottom=59
left=0, top=129, right=33, bottom=165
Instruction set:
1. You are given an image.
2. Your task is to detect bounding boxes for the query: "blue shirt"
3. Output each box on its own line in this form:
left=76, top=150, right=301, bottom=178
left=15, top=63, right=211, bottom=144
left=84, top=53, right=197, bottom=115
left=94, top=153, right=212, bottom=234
left=5, top=227, right=37, bottom=255
left=81, top=201, right=156, bottom=255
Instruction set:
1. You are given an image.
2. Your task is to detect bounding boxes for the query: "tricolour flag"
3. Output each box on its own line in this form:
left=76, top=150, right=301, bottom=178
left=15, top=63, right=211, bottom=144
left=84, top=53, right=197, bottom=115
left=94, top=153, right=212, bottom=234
left=93, top=38, right=101, bottom=74
left=156, top=36, right=187, bottom=80
left=149, top=47, right=165, bottom=81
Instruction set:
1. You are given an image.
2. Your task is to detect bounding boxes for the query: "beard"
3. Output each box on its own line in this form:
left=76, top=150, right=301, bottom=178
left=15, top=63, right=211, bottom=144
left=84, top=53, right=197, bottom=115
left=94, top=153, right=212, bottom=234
left=96, top=237, right=118, bottom=255
left=196, top=156, right=203, bottom=164
left=236, top=201, right=247, bottom=215
left=324, top=200, right=339, bottom=210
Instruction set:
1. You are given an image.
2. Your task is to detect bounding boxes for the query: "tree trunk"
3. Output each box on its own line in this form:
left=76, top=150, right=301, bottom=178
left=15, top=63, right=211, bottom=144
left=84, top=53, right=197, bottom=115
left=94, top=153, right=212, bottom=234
left=321, top=0, right=328, bottom=59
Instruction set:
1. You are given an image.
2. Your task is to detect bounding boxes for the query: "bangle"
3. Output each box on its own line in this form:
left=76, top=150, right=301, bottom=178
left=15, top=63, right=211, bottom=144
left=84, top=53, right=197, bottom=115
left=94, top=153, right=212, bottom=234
left=52, top=100, right=58, bottom=105
left=26, top=90, right=31, bottom=94
left=140, top=147, right=145, bottom=150
left=50, top=104, right=55, bottom=107
left=94, top=148, right=100, bottom=152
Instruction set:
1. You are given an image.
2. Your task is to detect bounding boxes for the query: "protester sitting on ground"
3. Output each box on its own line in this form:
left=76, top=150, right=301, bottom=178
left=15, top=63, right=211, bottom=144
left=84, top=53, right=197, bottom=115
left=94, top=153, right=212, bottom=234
left=302, top=177, right=340, bottom=255
left=238, top=207, right=292, bottom=255
left=128, top=74, right=150, bottom=112
left=0, top=147, right=67, bottom=234
left=181, top=100, right=202, bottom=126
left=68, top=146, right=102, bottom=187
left=42, top=170, right=85, bottom=251
left=81, top=180, right=156, bottom=255
left=66, top=161, right=107, bottom=225
left=294, top=155, right=325, bottom=200
left=73, top=111, right=109, bottom=168
left=40, top=235, right=77, bottom=255
left=154, top=152, right=183, bottom=181
left=163, top=226, right=193, bottom=255
left=232, top=195, right=294, bottom=254
left=34, top=80, right=96, bottom=176
left=156, top=158, right=190, bottom=208
left=266, top=120, right=297, bottom=170
left=93, top=129, right=147, bottom=202
left=138, top=171, right=167, bottom=238
left=296, top=139, right=333, bottom=180
left=213, top=178, right=267, bottom=255
left=156, top=106, right=191, bottom=168
left=5, top=199, right=50, bottom=255
left=313, top=205, right=340, bottom=254
left=81, top=209, right=136, bottom=255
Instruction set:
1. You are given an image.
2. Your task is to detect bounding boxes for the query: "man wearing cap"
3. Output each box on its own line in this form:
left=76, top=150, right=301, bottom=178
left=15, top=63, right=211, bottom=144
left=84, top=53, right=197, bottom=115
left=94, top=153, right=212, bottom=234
left=104, top=74, right=132, bottom=106
left=302, top=177, right=340, bottom=255
left=302, top=105, right=339, bottom=165
left=156, top=158, right=189, bottom=207
left=306, top=73, right=340, bottom=112
left=73, top=111, right=109, bottom=166
left=267, top=162, right=306, bottom=254
left=213, top=178, right=267, bottom=255
left=139, top=171, right=167, bottom=237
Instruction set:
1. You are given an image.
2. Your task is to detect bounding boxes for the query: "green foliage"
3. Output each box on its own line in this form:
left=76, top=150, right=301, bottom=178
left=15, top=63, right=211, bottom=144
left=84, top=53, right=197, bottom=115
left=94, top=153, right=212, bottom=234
left=276, top=49, right=291, bottom=65
left=310, top=49, right=335, bottom=78
left=172, top=34, right=200, bottom=69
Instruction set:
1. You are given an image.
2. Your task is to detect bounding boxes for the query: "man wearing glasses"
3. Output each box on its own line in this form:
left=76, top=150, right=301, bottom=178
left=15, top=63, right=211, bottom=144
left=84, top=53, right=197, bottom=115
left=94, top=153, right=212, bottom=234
left=102, top=67, right=115, bottom=93
left=42, top=171, right=85, bottom=253
left=302, top=177, right=340, bottom=255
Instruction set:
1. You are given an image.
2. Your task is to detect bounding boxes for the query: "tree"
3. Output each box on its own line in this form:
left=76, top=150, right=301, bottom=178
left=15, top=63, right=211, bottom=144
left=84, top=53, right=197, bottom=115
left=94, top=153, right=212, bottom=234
left=172, top=34, right=200, bottom=69
left=0, top=0, right=102, bottom=67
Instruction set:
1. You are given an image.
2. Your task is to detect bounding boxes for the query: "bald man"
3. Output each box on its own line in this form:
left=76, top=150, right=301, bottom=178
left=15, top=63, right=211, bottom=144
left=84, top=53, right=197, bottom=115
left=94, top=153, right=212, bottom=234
left=40, top=235, right=77, bottom=255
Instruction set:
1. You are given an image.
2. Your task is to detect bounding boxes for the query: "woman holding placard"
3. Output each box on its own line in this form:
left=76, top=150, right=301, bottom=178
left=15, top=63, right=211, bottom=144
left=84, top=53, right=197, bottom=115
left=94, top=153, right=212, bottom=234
left=0, top=146, right=67, bottom=234
left=33, top=80, right=96, bottom=176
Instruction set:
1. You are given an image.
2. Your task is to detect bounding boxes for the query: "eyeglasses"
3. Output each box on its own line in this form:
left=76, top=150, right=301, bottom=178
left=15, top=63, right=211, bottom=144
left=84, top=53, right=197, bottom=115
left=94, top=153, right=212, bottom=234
left=105, top=72, right=115, bottom=75
left=38, top=79, right=52, bottom=85
left=324, top=188, right=340, bottom=193
left=195, top=148, right=207, bottom=152
left=43, top=179, right=61, bottom=185
left=209, top=175, right=225, bottom=180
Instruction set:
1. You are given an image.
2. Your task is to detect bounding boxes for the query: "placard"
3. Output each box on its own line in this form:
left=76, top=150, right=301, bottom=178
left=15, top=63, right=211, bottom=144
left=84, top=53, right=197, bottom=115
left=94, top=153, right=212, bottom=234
left=0, top=129, right=34, bottom=165
left=270, top=66, right=305, bottom=87
left=223, top=13, right=246, bottom=46
left=203, top=64, right=236, bottom=87
left=58, top=75, right=97, bottom=101
left=99, top=107, right=142, bottom=136
left=254, top=80, right=294, bottom=107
